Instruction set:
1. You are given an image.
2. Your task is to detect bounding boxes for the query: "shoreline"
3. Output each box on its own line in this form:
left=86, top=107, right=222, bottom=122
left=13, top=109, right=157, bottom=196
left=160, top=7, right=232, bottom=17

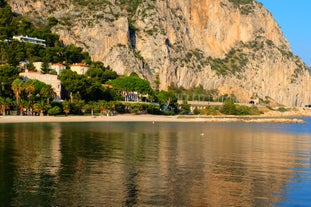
left=0, top=114, right=307, bottom=124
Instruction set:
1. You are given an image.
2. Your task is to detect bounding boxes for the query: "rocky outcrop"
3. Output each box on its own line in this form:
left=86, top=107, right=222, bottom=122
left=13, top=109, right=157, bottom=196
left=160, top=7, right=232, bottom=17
left=7, top=0, right=311, bottom=106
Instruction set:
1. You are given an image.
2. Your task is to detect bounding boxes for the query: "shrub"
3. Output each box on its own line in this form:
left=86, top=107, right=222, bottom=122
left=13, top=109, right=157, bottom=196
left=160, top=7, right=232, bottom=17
left=48, top=106, right=62, bottom=115
left=146, top=105, right=161, bottom=115
left=278, top=107, right=288, bottom=112
left=220, top=100, right=237, bottom=115
left=180, top=101, right=191, bottom=114
left=220, top=100, right=262, bottom=115
left=193, top=107, right=200, bottom=115
left=114, top=102, right=126, bottom=114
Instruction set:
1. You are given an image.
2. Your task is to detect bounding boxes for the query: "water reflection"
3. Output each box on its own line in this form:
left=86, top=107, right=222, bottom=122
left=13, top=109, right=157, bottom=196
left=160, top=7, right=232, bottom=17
left=0, top=122, right=311, bottom=206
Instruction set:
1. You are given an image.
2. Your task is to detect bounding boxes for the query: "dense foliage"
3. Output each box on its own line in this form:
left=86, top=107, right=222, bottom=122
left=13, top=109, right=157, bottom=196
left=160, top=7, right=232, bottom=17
left=86, top=62, right=118, bottom=83
left=0, top=1, right=90, bottom=67
left=220, top=100, right=261, bottom=115
left=59, top=69, right=113, bottom=102
left=7, top=78, right=55, bottom=115
left=107, top=72, right=154, bottom=98
left=0, top=65, right=19, bottom=97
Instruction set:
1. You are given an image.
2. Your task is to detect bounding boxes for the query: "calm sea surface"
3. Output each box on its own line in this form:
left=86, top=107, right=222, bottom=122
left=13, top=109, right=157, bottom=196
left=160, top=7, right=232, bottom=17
left=1, top=118, right=311, bottom=207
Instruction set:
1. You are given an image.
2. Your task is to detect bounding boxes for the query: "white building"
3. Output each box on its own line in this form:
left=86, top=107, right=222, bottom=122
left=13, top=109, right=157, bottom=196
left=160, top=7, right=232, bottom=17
left=13, top=35, right=46, bottom=47
left=70, top=63, right=90, bottom=75
left=51, top=63, right=66, bottom=75
left=33, top=62, right=43, bottom=72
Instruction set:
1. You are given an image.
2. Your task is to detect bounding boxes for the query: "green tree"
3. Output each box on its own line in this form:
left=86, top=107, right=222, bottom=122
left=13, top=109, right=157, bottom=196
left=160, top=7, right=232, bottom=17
left=193, top=107, right=200, bottom=115
left=84, top=101, right=98, bottom=116
left=102, top=69, right=118, bottom=83
left=0, top=97, right=12, bottom=115
left=85, top=81, right=108, bottom=101
left=64, top=44, right=90, bottom=64
left=41, top=60, right=50, bottom=74
left=62, top=100, right=71, bottom=115
left=86, top=67, right=104, bottom=81
left=0, top=65, right=19, bottom=97
left=18, top=99, right=27, bottom=116
left=71, top=100, right=85, bottom=114
left=24, top=80, right=35, bottom=108
left=156, top=90, right=178, bottom=109
left=40, top=84, right=55, bottom=104
left=60, top=69, right=112, bottom=102
left=59, top=69, right=84, bottom=102
left=98, top=100, right=108, bottom=115
left=27, top=61, right=36, bottom=71
left=23, top=79, right=46, bottom=102
left=180, top=101, right=191, bottom=114
left=0, top=1, right=15, bottom=39
left=220, top=100, right=237, bottom=115
left=107, top=73, right=154, bottom=97
left=47, top=17, right=59, bottom=29
left=33, top=100, right=50, bottom=116
left=11, top=78, right=24, bottom=105
left=17, top=19, right=33, bottom=36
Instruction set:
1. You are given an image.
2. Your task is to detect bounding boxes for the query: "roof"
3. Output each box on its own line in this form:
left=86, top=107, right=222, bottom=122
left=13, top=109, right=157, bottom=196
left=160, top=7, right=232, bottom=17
left=70, top=63, right=90, bottom=67
left=51, top=63, right=65, bottom=67
left=102, top=84, right=113, bottom=89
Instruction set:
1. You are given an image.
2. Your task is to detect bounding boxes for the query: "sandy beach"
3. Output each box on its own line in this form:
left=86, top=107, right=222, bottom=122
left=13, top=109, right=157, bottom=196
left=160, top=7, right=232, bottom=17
left=0, top=114, right=307, bottom=124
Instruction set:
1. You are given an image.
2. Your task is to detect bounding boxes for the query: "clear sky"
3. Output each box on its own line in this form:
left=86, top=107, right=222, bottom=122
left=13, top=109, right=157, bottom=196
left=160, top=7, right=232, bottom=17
left=257, top=0, right=311, bottom=66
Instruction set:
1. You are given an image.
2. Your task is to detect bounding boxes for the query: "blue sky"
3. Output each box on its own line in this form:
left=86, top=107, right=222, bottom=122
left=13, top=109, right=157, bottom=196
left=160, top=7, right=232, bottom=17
left=257, top=0, right=311, bottom=65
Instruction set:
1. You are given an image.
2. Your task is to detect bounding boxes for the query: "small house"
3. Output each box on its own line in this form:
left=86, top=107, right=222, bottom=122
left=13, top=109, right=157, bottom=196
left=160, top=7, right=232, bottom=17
left=51, top=63, right=66, bottom=75
left=70, top=63, right=90, bottom=75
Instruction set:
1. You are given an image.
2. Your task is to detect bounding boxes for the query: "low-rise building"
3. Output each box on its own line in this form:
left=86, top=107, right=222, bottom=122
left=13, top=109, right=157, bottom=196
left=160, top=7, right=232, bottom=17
left=70, top=63, right=90, bottom=75
left=51, top=63, right=66, bottom=75
left=33, top=62, right=43, bottom=72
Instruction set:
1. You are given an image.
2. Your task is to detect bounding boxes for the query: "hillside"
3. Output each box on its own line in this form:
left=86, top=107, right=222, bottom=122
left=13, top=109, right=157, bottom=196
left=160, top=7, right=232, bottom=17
left=6, top=0, right=311, bottom=106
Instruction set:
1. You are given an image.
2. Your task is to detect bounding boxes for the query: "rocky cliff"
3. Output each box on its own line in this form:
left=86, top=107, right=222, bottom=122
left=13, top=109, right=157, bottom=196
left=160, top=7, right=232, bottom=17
left=7, top=0, right=311, bottom=106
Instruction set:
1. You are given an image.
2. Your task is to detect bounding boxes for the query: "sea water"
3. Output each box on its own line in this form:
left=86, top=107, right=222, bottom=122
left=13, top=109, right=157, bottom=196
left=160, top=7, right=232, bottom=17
left=0, top=118, right=311, bottom=206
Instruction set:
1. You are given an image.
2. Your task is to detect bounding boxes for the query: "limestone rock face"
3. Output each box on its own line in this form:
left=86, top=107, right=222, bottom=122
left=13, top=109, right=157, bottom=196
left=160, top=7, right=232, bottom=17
left=7, top=0, right=311, bottom=106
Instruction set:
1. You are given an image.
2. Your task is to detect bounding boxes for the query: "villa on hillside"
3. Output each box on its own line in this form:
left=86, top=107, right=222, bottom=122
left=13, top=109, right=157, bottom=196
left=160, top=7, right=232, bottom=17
left=19, top=71, right=61, bottom=100
left=121, top=91, right=149, bottom=102
left=51, top=63, right=66, bottom=75
left=70, top=63, right=90, bottom=75
left=13, top=35, right=46, bottom=47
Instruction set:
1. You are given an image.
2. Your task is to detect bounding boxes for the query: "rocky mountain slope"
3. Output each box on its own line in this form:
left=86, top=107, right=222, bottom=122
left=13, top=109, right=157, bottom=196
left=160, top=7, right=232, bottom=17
left=7, top=0, right=311, bottom=106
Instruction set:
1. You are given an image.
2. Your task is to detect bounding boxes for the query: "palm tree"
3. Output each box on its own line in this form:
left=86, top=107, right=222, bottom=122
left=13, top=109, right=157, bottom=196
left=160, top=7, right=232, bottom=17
left=11, top=79, right=24, bottom=106
left=62, top=100, right=71, bottom=116
left=0, top=97, right=12, bottom=116
left=33, top=100, right=50, bottom=116
left=24, top=82, right=35, bottom=114
left=18, top=99, right=27, bottom=116
left=98, top=100, right=107, bottom=116
left=107, top=101, right=116, bottom=116
left=85, top=101, right=98, bottom=117
left=25, top=82, right=35, bottom=101
left=40, top=85, right=55, bottom=104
